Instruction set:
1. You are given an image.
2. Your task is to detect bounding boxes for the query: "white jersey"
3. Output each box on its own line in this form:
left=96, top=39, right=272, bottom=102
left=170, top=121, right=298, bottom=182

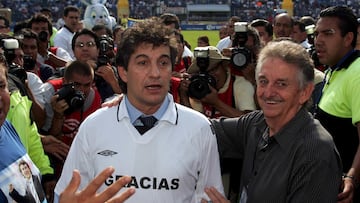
left=55, top=94, right=224, bottom=203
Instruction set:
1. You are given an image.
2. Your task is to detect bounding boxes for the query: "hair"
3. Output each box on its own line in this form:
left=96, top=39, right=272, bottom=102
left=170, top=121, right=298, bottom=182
left=64, top=6, right=80, bottom=17
left=92, top=24, right=113, bottom=38
left=0, top=16, right=10, bottom=28
left=319, top=6, right=358, bottom=47
left=27, top=13, right=53, bottom=36
left=299, top=16, right=315, bottom=27
left=15, top=28, right=39, bottom=48
left=250, top=19, right=273, bottom=37
left=293, top=20, right=306, bottom=32
left=256, top=40, right=314, bottom=90
left=198, top=36, right=209, bottom=45
left=274, top=13, right=294, bottom=27
left=18, top=160, right=31, bottom=174
left=64, top=60, right=94, bottom=81
left=115, top=17, right=177, bottom=93
left=160, top=13, right=180, bottom=29
left=71, top=28, right=99, bottom=51
left=174, top=30, right=184, bottom=44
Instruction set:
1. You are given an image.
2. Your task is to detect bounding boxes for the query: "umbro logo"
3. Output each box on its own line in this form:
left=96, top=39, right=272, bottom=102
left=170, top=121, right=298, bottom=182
left=97, top=150, right=118, bottom=156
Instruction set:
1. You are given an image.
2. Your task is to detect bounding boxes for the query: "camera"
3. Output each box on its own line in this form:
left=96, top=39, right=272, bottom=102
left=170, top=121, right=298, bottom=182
left=1, top=38, right=28, bottom=83
left=23, top=55, right=36, bottom=71
left=305, top=24, right=315, bottom=45
left=56, top=83, right=85, bottom=115
left=1, top=38, right=19, bottom=64
left=97, top=35, right=113, bottom=67
left=231, top=22, right=252, bottom=71
left=38, top=31, right=48, bottom=42
left=188, top=47, right=216, bottom=100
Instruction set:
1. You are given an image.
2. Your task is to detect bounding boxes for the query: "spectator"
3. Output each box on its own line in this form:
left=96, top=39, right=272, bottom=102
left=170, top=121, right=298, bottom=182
left=250, top=18, right=273, bottom=45
left=27, top=14, right=71, bottom=69
left=314, top=6, right=360, bottom=202
left=16, top=29, right=55, bottom=82
left=54, top=6, right=81, bottom=60
left=273, top=13, right=294, bottom=38
left=197, top=35, right=210, bottom=47
left=71, top=28, right=121, bottom=101
left=291, top=20, right=311, bottom=49
left=216, top=16, right=241, bottom=52
left=0, top=16, right=11, bottom=34
left=219, top=24, right=229, bottom=40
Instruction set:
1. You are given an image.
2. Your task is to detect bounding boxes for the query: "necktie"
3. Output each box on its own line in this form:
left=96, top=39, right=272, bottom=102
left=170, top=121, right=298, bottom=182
left=135, top=116, right=157, bottom=135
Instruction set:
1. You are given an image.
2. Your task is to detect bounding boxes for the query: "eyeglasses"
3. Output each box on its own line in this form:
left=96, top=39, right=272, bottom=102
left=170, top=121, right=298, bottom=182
left=75, top=41, right=96, bottom=48
left=0, top=25, right=8, bottom=29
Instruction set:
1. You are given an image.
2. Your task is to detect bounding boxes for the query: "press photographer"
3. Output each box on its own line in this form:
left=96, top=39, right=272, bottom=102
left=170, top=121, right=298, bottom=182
left=71, top=29, right=121, bottom=102
left=180, top=46, right=257, bottom=118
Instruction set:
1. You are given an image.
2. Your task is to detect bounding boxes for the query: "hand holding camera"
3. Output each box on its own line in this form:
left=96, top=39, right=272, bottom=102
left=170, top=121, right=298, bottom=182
left=53, top=83, right=85, bottom=115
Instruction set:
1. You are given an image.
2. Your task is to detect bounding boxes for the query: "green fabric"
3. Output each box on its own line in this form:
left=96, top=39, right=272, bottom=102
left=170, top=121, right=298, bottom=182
left=319, top=58, right=360, bottom=125
left=7, top=90, right=54, bottom=175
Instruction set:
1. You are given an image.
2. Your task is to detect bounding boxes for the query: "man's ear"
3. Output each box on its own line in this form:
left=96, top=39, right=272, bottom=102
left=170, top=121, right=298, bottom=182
left=299, top=82, right=315, bottom=105
left=117, top=66, right=128, bottom=83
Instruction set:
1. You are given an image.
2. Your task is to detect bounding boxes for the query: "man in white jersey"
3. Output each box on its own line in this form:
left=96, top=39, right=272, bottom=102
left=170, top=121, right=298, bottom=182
left=54, top=17, right=224, bottom=203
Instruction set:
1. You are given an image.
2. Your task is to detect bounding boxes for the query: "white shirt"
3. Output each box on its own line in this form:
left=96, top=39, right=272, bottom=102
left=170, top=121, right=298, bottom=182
left=216, top=36, right=232, bottom=52
left=53, top=26, right=75, bottom=60
left=54, top=94, right=224, bottom=203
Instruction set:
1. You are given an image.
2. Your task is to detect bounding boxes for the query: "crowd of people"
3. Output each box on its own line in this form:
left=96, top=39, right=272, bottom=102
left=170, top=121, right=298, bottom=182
left=0, top=2, right=359, bottom=203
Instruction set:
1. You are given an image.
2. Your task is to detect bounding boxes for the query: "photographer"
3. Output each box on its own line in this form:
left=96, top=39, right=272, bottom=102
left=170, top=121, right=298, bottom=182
left=15, top=28, right=55, bottom=82
left=42, top=60, right=101, bottom=177
left=181, top=46, right=256, bottom=118
left=27, top=13, right=72, bottom=69
left=71, top=29, right=122, bottom=102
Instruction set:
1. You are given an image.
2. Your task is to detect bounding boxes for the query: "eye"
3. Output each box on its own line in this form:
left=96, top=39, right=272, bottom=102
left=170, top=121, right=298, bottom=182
left=257, top=78, right=268, bottom=86
left=275, top=81, right=288, bottom=87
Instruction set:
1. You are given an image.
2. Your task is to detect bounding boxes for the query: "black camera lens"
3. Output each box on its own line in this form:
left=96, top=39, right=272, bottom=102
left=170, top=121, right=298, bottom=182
left=231, top=47, right=252, bottom=71
left=23, top=55, right=36, bottom=70
left=38, top=31, right=48, bottom=42
left=56, top=83, right=85, bottom=114
left=188, top=73, right=216, bottom=100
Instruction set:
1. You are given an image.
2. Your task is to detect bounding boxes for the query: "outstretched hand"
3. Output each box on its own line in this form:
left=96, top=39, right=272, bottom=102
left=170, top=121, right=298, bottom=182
left=59, top=167, right=135, bottom=203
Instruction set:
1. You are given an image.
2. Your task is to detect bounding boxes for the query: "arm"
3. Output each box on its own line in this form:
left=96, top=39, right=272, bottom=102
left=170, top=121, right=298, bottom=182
left=201, top=85, right=248, bottom=117
left=95, top=65, right=122, bottom=94
left=337, top=122, right=360, bottom=202
left=48, top=95, right=68, bottom=137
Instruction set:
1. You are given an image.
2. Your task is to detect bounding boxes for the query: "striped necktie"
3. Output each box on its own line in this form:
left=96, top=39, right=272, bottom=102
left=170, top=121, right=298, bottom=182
left=135, top=116, right=158, bottom=135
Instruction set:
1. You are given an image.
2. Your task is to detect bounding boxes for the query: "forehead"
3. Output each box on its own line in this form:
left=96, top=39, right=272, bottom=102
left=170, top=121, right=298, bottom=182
left=132, top=43, right=170, bottom=58
left=259, top=57, right=298, bottom=77
left=66, top=11, right=80, bottom=17
left=76, top=34, right=95, bottom=42
left=22, top=38, right=37, bottom=45
left=32, top=22, right=48, bottom=28
left=316, top=17, right=340, bottom=30
left=275, top=14, right=291, bottom=23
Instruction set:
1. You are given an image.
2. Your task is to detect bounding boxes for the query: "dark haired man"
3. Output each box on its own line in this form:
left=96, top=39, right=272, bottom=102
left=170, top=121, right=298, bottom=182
left=54, top=17, right=224, bottom=203
left=54, top=6, right=81, bottom=60
left=314, top=6, right=360, bottom=202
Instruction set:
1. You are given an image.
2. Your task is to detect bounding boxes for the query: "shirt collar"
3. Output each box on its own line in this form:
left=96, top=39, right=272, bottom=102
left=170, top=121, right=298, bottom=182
left=124, top=94, right=170, bottom=124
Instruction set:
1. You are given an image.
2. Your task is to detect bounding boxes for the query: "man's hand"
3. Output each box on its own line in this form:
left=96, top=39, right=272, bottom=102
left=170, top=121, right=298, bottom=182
left=200, top=85, right=220, bottom=106
left=201, top=187, right=230, bottom=203
left=41, top=135, right=69, bottom=161
left=337, top=178, right=354, bottom=203
left=44, top=180, right=56, bottom=203
left=101, top=94, right=123, bottom=108
left=59, top=167, right=135, bottom=203
left=51, top=95, right=68, bottom=116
